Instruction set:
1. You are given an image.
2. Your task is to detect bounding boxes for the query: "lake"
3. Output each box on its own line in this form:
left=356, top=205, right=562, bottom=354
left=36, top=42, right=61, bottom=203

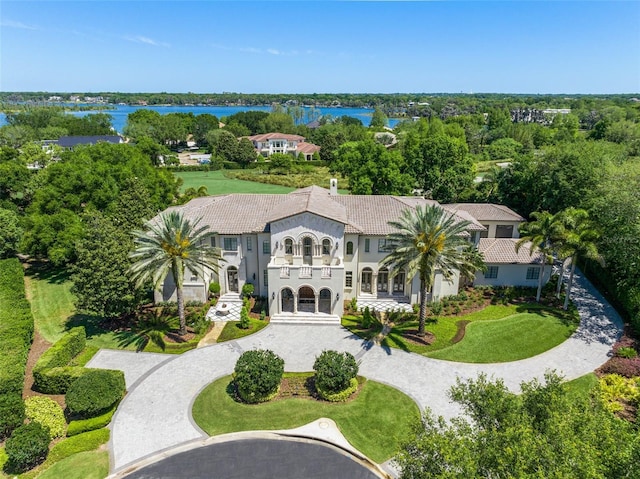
left=0, top=104, right=401, bottom=133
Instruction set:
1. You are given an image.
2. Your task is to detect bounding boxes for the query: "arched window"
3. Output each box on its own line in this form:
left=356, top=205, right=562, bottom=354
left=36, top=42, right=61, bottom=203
left=346, top=241, right=353, bottom=255
left=284, top=238, right=293, bottom=255
left=322, top=239, right=331, bottom=255
left=303, top=237, right=313, bottom=257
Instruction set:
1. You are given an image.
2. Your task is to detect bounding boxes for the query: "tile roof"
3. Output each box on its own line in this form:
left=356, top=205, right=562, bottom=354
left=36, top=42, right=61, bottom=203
left=247, top=132, right=306, bottom=142
left=449, top=203, right=525, bottom=222
left=296, top=141, right=321, bottom=154
left=478, top=238, right=543, bottom=264
left=163, top=188, right=510, bottom=237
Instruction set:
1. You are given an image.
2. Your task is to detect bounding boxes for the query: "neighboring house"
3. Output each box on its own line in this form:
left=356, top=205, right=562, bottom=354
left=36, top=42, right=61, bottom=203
left=56, top=135, right=124, bottom=149
left=155, top=182, right=548, bottom=323
left=245, top=133, right=320, bottom=160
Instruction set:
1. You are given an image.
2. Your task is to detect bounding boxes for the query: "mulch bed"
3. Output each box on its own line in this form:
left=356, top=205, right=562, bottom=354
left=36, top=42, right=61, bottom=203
left=400, top=330, right=435, bottom=346
left=23, top=330, right=66, bottom=409
left=452, top=320, right=471, bottom=344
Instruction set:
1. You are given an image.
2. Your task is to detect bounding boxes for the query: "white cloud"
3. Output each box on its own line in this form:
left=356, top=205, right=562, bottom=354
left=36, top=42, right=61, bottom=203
left=239, top=47, right=261, bottom=54
left=1, top=20, right=38, bottom=30
left=267, top=48, right=281, bottom=55
left=124, top=35, right=170, bottom=47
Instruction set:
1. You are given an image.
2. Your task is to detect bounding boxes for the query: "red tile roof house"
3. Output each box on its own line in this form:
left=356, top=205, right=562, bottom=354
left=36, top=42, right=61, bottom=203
left=245, top=132, right=320, bottom=160
left=154, top=182, right=548, bottom=324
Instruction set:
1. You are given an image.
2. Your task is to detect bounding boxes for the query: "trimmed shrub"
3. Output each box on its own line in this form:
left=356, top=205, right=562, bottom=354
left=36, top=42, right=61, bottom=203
left=32, top=366, right=88, bottom=395
left=66, top=369, right=126, bottom=419
left=209, top=282, right=221, bottom=296
left=599, top=357, right=640, bottom=378
left=25, top=397, right=66, bottom=439
left=242, top=283, right=255, bottom=298
left=239, top=305, right=250, bottom=330
left=313, top=350, right=359, bottom=395
left=5, top=422, right=50, bottom=473
left=66, top=405, right=116, bottom=437
left=234, top=350, right=284, bottom=404
left=48, top=428, right=109, bottom=464
left=316, top=377, right=359, bottom=402
left=362, top=306, right=373, bottom=329
left=616, top=347, right=638, bottom=359
left=0, top=393, right=25, bottom=440
left=33, top=327, right=86, bottom=393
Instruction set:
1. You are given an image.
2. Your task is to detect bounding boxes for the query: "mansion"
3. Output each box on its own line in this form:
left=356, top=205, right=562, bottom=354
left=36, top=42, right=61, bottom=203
left=245, top=132, right=321, bottom=160
left=157, top=181, right=547, bottom=323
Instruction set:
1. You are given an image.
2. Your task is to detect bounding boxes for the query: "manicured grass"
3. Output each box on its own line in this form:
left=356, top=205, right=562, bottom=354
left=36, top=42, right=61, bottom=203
left=217, top=317, right=269, bottom=342
left=427, top=310, right=578, bottom=363
left=565, top=373, right=599, bottom=399
left=24, top=262, right=138, bottom=351
left=36, top=451, right=108, bottom=479
left=192, top=374, right=419, bottom=463
left=175, top=170, right=294, bottom=194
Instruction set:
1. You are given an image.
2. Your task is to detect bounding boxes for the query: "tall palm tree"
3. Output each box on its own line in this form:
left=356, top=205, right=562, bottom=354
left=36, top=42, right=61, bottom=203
left=129, top=211, right=222, bottom=335
left=557, top=208, right=604, bottom=310
left=381, top=205, right=474, bottom=336
left=516, top=211, right=563, bottom=302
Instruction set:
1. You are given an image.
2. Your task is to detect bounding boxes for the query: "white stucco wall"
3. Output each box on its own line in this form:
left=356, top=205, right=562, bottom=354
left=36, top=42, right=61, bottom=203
left=473, top=263, right=551, bottom=287
left=479, top=220, right=522, bottom=239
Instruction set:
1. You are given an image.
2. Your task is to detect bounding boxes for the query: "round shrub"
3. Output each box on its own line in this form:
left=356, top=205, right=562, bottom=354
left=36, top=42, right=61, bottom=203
left=5, top=422, right=50, bottom=473
left=313, top=350, right=359, bottom=395
left=316, top=377, right=359, bottom=402
left=25, top=396, right=66, bottom=439
left=0, top=393, right=25, bottom=440
left=66, top=369, right=126, bottom=419
left=234, top=349, right=284, bottom=403
left=209, top=282, right=221, bottom=296
left=616, top=347, right=638, bottom=359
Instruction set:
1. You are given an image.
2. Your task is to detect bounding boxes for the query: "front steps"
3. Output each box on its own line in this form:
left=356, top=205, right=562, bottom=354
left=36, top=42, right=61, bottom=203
left=270, top=313, right=341, bottom=325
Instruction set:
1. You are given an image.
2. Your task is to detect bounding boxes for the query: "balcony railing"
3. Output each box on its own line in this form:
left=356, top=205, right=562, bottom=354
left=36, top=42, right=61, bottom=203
left=321, top=266, right=331, bottom=279
left=299, top=266, right=312, bottom=279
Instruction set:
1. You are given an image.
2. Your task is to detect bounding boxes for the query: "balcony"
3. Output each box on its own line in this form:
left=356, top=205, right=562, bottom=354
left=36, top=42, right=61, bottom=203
left=299, top=266, right=312, bottom=279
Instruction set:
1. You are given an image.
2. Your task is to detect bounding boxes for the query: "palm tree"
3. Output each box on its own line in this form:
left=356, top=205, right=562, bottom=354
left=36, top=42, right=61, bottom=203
left=129, top=211, right=222, bottom=335
left=459, top=246, right=488, bottom=287
left=381, top=205, right=474, bottom=336
left=516, top=211, right=563, bottom=302
left=556, top=208, right=604, bottom=310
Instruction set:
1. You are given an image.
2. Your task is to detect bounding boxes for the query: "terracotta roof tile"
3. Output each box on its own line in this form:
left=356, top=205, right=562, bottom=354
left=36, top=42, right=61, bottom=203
left=478, top=238, right=543, bottom=264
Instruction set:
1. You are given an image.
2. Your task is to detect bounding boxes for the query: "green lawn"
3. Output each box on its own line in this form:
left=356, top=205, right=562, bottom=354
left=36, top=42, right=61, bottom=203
left=36, top=451, right=108, bottom=479
left=427, top=310, right=578, bottom=363
left=192, top=374, right=419, bottom=463
left=24, top=262, right=137, bottom=350
left=217, top=317, right=269, bottom=342
left=564, top=373, right=599, bottom=399
left=175, top=170, right=294, bottom=194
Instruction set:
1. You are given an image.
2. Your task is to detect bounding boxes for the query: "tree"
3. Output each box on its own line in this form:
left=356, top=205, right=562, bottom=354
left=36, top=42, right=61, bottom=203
left=380, top=205, right=473, bottom=336
left=516, top=211, right=562, bottom=302
left=129, top=211, right=222, bottom=335
left=369, top=107, right=387, bottom=129
left=0, top=208, right=22, bottom=258
left=206, top=129, right=238, bottom=162
left=396, top=372, right=639, bottom=479
left=71, top=211, right=142, bottom=318
left=235, top=137, right=258, bottom=166
left=556, top=208, right=604, bottom=310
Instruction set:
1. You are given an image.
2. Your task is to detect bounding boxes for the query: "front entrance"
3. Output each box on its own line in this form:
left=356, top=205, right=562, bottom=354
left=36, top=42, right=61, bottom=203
left=227, top=267, right=238, bottom=293
left=298, top=286, right=315, bottom=313
left=281, top=288, right=294, bottom=313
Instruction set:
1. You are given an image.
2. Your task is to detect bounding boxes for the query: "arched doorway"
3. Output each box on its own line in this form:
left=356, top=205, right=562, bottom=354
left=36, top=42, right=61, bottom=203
left=227, top=266, right=238, bottom=293
left=319, top=288, right=332, bottom=314
left=361, top=268, right=373, bottom=293
left=377, top=268, right=389, bottom=293
left=281, top=288, right=294, bottom=313
left=298, top=286, right=315, bottom=313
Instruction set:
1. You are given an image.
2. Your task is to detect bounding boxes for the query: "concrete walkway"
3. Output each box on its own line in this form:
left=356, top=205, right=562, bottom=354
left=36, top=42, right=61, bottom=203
left=88, top=270, right=623, bottom=474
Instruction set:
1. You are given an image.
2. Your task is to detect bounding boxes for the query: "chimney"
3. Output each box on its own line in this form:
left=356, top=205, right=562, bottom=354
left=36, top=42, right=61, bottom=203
left=329, top=178, right=338, bottom=196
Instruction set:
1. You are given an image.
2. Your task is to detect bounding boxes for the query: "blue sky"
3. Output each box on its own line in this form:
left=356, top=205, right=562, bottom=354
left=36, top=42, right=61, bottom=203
left=1, top=1, right=639, bottom=94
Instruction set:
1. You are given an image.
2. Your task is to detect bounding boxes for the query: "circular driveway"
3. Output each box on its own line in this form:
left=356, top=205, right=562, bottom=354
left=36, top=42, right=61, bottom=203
left=90, top=270, right=623, bottom=476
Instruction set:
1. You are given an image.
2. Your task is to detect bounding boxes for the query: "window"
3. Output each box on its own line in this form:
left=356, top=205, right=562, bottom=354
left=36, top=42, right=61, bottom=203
left=484, top=266, right=499, bottom=279
left=393, top=271, right=405, bottom=293
left=246, top=237, right=252, bottom=251
left=378, top=239, right=390, bottom=253
left=285, top=238, right=293, bottom=255
left=495, top=225, right=514, bottom=238
left=263, top=241, right=270, bottom=254
left=322, top=239, right=331, bottom=255
left=526, top=266, right=540, bottom=280
left=364, top=238, right=370, bottom=253
left=223, top=237, right=237, bottom=251
left=345, top=271, right=353, bottom=288
left=263, top=269, right=268, bottom=286
left=303, top=237, right=312, bottom=256
left=346, top=241, right=354, bottom=255
left=361, top=268, right=372, bottom=293
left=210, top=236, right=216, bottom=248
left=479, top=226, right=489, bottom=239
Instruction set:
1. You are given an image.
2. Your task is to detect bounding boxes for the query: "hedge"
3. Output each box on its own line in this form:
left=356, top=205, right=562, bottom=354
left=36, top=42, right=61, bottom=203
left=66, top=369, right=126, bottom=419
left=4, top=422, right=50, bottom=473
left=47, top=428, right=109, bottom=464
left=25, top=397, right=66, bottom=439
left=316, top=377, right=359, bottom=402
left=0, top=393, right=25, bottom=440
left=66, top=404, right=117, bottom=437
left=32, top=327, right=87, bottom=394
left=0, top=258, right=34, bottom=440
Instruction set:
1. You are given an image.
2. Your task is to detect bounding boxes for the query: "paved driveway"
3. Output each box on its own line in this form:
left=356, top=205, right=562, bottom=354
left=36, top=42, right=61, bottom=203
left=88, top=270, right=623, bottom=474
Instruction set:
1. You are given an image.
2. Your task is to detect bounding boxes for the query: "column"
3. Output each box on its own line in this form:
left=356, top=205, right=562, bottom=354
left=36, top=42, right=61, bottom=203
left=314, top=293, right=319, bottom=314
left=293, top=292, right=298, bottom=314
